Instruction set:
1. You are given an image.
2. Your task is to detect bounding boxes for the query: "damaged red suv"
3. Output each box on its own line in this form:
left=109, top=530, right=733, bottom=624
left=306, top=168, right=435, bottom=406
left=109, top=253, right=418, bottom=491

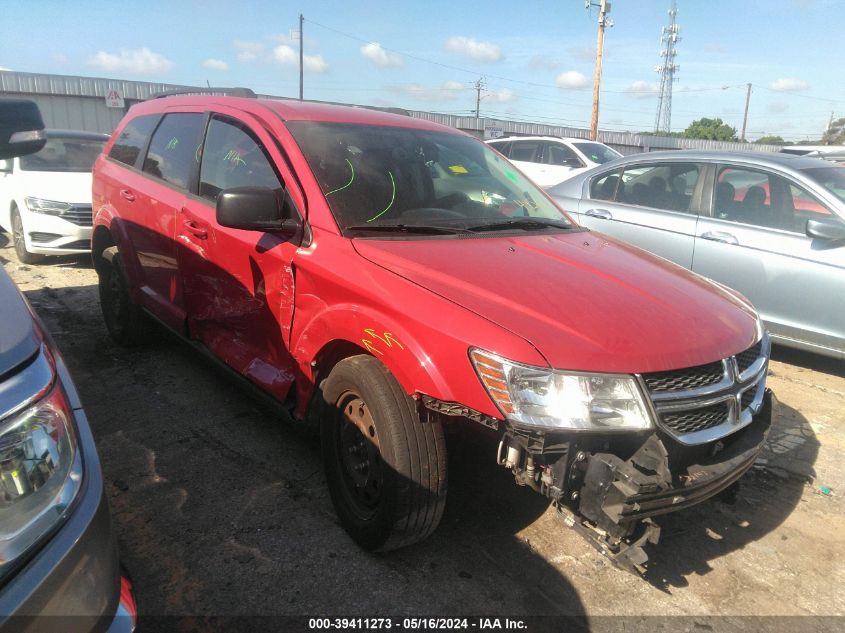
left=91, top=91, right=772, bottom=571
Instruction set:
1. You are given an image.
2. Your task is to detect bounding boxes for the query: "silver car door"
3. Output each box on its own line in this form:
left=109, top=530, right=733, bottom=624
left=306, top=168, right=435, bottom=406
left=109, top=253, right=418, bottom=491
left=692, top=163, right=845, bottom=355
left=577, top=161, right=702, bottom=268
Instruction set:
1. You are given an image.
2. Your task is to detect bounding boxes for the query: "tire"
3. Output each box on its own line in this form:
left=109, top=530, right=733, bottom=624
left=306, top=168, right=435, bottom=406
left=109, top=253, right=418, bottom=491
left=98, top=252, right=151, bottom=346
left=11, top=207, right=42, bottom=264
left=320, top=355, right=447, bottom=551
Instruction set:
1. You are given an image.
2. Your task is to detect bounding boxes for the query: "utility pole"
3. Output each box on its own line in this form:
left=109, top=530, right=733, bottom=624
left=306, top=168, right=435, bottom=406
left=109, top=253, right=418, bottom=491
left=740, top=83, right=752, bottom=142
left=654, top=0, right=680, bottom=135
left=588, top=0, right=612, bottom=141
left=299, top=13, right=304, bottom=101
left=474, top=78, right=486, bottom=118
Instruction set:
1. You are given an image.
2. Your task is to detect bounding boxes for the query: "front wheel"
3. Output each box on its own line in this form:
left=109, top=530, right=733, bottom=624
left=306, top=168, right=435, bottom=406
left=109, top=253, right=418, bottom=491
left=11, top=207, right=42, bottom=264
left=321, top=355, right=447, bottom=551
left=98, top=252, right=152, bottom=346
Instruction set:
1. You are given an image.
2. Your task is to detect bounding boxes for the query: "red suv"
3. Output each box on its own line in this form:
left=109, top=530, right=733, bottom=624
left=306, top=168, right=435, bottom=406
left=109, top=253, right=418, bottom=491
left=91, top=91, right=773, bottom=572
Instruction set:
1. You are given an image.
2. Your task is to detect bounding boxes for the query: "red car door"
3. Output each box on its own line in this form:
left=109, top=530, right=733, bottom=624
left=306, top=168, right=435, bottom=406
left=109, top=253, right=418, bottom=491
left=128, top=110, right=206, bottom=329
left=178, top=112, right=302, bottom=401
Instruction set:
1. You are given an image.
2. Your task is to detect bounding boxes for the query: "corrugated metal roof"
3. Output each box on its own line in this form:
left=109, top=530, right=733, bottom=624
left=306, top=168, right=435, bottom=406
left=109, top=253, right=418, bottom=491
left=0, top=70, right=195, bottom=100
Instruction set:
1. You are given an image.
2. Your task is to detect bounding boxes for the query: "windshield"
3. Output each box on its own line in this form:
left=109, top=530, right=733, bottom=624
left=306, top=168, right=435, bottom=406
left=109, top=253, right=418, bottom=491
left=287, top=122, right=571, bottom=234
left=800, top=166, right=845, bottom=204
left=19, top=137, right=105, bottom=173
left=572, top=142, right=622, bottom=164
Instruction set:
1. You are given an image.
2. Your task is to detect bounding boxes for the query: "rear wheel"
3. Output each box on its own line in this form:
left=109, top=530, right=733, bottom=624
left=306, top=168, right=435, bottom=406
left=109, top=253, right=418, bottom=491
left=98, top=252, right=151, bottom=345
left=11, top=207, right=42, bottom=264
left=321, top=355, right=447, bottom=551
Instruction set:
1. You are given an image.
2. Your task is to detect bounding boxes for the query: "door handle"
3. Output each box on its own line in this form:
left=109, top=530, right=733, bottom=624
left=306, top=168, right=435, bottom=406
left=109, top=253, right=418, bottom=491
left=701, top=231, right=738, bottom=245
left=120, top=189, right=135, bottom=202
left=585, top=209, right=612, bottom=220
left=183, top=219, right=208, bottom=240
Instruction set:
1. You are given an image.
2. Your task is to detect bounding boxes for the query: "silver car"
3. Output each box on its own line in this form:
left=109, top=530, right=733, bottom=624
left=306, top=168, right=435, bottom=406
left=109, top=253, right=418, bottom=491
left=548, top=150, right=845, bottom=359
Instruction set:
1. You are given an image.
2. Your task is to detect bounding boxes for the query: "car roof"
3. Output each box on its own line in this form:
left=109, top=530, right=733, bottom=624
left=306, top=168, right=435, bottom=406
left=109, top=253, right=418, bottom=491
left=605, top=149, right=836, bottom=171
left=487, top=135, right=594, bottom=144
left=45, top=129, right=110, bottom=141
left=127, top=95, right=461, bottom=134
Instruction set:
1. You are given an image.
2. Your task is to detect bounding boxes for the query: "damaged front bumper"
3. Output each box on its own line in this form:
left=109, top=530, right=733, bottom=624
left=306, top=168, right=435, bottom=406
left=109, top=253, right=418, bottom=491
left=501, top=389, right=775, bottom=574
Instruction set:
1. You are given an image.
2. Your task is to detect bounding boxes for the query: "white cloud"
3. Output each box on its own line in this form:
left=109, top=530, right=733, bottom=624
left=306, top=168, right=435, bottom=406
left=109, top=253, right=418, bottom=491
left=625, top=80, right=657, bottom=99
left=568, top=46, right=596, bottom=64
left=273, top=45, right=328, bottom=73
left=392, top=81, right=464, bottom=102
left=360, top=42, right=402, bottom=68
left=203, top=58, right=229, bottom=72
left=0, top=66, right=11, bottom=71
left=485, top=88, right=516, bottom=103
left=234, top=40, right=264, bottom=62
left=767, top=102, right=789, bottom=113
left=556, top=70, right=589, bottom=90
left=88, top=48, right=174, bottom=74
left=769, top=78, right=809, bottom=92
left=445, top=36, right=502, bottom=62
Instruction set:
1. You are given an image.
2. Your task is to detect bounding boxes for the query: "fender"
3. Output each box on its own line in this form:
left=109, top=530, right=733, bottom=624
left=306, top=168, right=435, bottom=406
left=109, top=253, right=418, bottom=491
left=92, top=208, right=146, bottom=305
left=291, top=304, right=455, bottom=418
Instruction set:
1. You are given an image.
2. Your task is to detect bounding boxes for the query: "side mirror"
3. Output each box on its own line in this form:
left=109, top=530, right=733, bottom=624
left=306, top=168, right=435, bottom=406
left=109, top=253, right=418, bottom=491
left=806, top=217, right=845, bottom=241
left=216, top=186, right=299, bottom=237
left=0, top=99, right=46, bottom=160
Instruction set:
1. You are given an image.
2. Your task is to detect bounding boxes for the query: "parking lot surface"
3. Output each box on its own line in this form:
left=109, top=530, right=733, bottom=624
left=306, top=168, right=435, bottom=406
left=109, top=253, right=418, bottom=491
left=1, top=238, right=843, bottom=623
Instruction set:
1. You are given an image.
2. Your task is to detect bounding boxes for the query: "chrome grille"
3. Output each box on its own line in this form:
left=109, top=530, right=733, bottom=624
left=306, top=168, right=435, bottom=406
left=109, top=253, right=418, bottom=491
left=736, top=341, right=763, bottom=374
left=642, top=361, right=724, bottom=393
left=62, top=204, right=93, bottom=226
left=640, top=335, right=769, bottom=445
left=662, top=402, right=729, bottom=435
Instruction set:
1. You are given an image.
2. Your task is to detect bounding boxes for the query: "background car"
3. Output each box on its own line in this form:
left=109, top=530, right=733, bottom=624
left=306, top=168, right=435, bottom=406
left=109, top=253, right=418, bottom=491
left=548, top=150, right=845, bottom=359
left=0, top=130, right=109, bottom=263
left=486, top=135, right=622, bottom=187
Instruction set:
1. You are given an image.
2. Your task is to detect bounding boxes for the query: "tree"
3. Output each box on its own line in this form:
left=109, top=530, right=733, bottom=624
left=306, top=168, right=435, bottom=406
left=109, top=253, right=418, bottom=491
left=682, top=117, right=738, bottom=142
left=821, top=117, right=845, bottom=145
left=754, top=135, right=786, bottom=145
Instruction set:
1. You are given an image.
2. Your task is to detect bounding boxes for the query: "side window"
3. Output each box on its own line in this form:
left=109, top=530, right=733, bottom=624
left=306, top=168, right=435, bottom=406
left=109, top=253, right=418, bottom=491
left=488, top=141, right=511, bottom=157
left=199, top=116, right=283, bottom=203
left=142, top=113, right=205, bottom=189
left=509, top=141, right=541, bottom=163
left=789, top=184, right=832, bottom=220
left=590, top=171, right=623, bottom=201
left=715, top=166, right=806, bottom=232
left=619, top=163, right=700, bottom=213
left=108, top=114, right=159, bottom=167
left=546, top=143, right=582, bottom=167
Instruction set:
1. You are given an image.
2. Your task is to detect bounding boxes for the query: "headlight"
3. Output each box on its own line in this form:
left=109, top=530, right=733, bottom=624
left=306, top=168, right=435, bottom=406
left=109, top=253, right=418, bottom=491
left=0, top=351, right=82, bottom=578
left=24, top=197, right=73, bottom=216
left=470, top=348, right=653, bottom=430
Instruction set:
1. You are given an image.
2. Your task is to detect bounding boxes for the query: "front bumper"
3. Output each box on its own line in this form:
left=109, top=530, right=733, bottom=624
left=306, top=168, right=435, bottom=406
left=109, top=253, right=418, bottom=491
left=0, top=354, right=134, bottom=632
left=564, top=388, right=774, bottom=572
left=21, top=210, right=91, bottom=255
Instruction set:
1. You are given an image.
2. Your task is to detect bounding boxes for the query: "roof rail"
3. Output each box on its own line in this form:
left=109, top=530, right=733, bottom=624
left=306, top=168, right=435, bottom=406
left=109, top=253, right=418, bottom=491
left=152, top=87, right=256, bottom=99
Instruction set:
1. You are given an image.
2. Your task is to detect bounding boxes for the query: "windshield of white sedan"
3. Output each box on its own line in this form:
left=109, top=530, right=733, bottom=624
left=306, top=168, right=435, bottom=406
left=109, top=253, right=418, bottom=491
left=572, top=142, right=621, bottom=164
left=801, top=166, right=845, bottom=204
left=19, top=137, right=105, bottom=172
left=287, top=122, right=571, bottom=234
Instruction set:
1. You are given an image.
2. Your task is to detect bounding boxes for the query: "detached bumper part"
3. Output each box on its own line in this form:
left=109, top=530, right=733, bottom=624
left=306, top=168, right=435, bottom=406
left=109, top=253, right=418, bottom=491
left=562, top=389, right=774, bottom=574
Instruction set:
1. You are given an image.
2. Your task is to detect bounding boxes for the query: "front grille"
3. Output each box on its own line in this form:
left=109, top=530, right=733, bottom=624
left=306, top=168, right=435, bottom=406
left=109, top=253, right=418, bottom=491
left=740, top=387, right=756, bottom=411
left=642, top=361, right=724, bottom=393
left=736, top=341, right=763, bottom=374
left=62, top=204, right=93, bottom=227
left=661, top=402, right=729, bottom=435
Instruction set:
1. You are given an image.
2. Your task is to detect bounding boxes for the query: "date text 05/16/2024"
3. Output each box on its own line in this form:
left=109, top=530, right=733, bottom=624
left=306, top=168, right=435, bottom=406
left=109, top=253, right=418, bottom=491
left=308, top=618, right=528, bottom=630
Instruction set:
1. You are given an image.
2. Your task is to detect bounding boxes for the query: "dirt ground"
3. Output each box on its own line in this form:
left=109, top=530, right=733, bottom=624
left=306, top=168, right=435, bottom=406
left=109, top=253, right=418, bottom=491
left=2, top=237, right=843, bottom=627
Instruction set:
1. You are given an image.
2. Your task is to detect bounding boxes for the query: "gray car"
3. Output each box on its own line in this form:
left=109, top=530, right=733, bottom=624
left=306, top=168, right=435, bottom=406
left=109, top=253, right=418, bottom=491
left=548, top=150, right=845, bottom=359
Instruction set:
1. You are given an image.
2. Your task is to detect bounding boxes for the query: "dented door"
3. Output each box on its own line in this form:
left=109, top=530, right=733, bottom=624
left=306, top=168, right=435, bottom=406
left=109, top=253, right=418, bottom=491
left=178, top=114, right=299, bottom=402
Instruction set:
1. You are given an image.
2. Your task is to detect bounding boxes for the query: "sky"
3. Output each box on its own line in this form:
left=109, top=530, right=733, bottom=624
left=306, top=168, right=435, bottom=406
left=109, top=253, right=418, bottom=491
left=1, top=0, right=843, bottom=141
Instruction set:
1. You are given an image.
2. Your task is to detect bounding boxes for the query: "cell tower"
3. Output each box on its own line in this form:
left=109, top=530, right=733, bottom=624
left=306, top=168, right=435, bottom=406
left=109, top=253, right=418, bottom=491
left=654, top=0, right=680, bottom=134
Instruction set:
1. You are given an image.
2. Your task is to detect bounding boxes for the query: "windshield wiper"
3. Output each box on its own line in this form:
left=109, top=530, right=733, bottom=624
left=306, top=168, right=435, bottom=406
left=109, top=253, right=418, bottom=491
left=345, top=224, right=473, bottom=235
left=466, top=218, right=574, bottom=232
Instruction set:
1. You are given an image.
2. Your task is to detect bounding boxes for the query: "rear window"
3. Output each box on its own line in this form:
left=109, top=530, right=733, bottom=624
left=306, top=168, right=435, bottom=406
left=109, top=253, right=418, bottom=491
left=19, top=137, right=106, bottom=172
left=108, top=115, right=159, bottom=167
left=142, top=113, right=205, bottom=189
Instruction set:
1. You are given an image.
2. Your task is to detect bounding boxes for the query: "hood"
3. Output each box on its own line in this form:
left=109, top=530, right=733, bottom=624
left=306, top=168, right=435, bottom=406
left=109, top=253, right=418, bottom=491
left=0, top=268, right=40, bottom=378
left=13, top=170, right=93, bottom=205
left=353, top=231, right=759, bottom=373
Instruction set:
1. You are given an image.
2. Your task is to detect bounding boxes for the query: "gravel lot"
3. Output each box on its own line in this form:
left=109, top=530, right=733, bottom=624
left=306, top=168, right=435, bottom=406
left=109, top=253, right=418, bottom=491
left=1, top=236, right=843, bottom=628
